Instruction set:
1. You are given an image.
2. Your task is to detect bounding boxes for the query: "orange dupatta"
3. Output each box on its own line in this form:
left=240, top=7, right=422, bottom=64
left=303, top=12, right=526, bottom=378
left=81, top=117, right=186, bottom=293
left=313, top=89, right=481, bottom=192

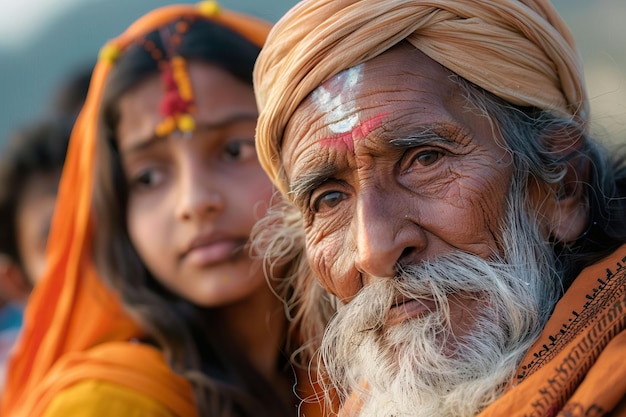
left=0, top=3, right=270, bottom=416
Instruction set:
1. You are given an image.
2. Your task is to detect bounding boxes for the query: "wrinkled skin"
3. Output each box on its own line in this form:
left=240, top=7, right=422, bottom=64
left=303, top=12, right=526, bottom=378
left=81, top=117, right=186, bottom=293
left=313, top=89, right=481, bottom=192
left=282, top=45, right=583, bottom=326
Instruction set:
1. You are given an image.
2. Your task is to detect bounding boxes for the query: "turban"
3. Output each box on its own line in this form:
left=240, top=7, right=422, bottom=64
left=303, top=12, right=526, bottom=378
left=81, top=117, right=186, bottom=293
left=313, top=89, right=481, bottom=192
left=254, top=0, right=589, bottom=195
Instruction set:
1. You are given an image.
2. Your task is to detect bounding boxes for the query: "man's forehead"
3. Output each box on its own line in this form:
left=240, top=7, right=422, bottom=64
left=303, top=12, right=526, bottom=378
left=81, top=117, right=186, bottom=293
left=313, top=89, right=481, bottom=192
left=307, top=46, right=453, bottom=107
left=312, top=64, right=364, bottom=99
left=282, top=47, right=464, bottom=178
left=308, top=64, right=366, bottom=153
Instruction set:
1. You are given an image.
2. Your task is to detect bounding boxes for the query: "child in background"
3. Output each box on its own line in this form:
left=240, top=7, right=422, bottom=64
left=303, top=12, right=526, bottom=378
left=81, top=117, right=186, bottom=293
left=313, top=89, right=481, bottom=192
left=1, top=3, right=331, bottom=417
left=0, top=62, right=90, bottom=394
left=0, top=118, right=73, bottom=391
left=46, top=64, right=93, bottom=118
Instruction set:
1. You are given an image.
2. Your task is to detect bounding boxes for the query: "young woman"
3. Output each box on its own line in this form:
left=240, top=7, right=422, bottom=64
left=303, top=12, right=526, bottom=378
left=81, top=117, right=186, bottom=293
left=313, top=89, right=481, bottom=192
left=1, top=3, right=331, bottom=416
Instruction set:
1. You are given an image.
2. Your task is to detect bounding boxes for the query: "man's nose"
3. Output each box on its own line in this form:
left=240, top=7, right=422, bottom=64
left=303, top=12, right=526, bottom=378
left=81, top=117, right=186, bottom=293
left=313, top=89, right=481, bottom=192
left=352, top=188, right=425, bottom=279
left=175, top=160, right=224, bottom=222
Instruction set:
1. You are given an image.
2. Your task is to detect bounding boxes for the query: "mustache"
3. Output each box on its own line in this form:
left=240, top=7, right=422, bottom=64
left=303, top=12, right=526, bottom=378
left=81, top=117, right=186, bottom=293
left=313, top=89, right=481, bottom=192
left=338, top=251, right=536, bottom=333
left=317, top=191, right=565, bottom=416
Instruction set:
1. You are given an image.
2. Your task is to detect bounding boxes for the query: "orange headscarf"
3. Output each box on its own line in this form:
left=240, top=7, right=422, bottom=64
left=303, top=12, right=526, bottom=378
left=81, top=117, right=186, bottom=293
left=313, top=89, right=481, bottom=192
left=254, top=0, right=589, bottom=196
left=1, top=3, right=270, bottom=416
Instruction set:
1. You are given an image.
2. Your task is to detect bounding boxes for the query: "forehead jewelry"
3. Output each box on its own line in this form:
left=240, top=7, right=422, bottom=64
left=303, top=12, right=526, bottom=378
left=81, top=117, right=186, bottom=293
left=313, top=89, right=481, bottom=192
left=147, top=20, right=198, bottom=138
left=99, top=3, right=222, bottom=138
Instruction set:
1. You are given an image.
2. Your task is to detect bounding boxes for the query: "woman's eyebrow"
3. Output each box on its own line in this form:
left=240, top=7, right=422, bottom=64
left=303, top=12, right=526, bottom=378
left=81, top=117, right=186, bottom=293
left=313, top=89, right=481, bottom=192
left=120, top=111, right=258, bottom=156
left=193, top=111, right=259, bottom=133
left=120, top=133, right=168, bottom=156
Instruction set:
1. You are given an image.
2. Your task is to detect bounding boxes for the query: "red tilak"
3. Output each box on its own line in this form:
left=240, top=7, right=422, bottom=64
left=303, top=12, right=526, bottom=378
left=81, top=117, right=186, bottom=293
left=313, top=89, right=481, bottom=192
left=318, top=113, right=387, bottom=154
left=159, top=65, right=191, bottom=117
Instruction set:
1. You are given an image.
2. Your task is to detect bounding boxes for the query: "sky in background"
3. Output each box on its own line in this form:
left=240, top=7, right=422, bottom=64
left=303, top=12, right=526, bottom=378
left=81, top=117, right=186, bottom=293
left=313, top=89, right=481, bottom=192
left=0, top=0, right=624, bottom=146
left=0, top=0, right=85, bottom=49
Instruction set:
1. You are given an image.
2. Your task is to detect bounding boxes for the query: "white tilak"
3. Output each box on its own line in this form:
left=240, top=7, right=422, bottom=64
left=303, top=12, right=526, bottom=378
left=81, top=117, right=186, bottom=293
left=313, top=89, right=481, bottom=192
left=312, top=64, right=363, bottom=134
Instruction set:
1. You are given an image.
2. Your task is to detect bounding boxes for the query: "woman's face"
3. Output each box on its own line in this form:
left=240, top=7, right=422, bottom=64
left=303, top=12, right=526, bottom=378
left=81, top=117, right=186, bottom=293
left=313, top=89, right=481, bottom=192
left=116, top=61, right=274, bottom=307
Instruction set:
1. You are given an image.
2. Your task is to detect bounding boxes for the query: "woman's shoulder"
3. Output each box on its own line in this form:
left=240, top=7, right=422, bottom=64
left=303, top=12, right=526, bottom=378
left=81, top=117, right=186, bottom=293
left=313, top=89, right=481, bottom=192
left=31, top=341, right=197, bottom=417
left=41, top=379, right=178, bottom=417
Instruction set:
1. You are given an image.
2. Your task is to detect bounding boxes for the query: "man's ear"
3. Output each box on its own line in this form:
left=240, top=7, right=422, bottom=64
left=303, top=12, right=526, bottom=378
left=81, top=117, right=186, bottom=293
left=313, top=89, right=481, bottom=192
left=0, top=254, right=30, bottom=304
left=528, top=123, right=591, bottom=245
left=547, top=142, right=590, bottom=244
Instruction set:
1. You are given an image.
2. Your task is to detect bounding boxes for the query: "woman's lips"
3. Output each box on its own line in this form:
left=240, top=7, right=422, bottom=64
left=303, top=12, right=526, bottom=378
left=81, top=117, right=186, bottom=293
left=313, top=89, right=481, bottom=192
left=386, top=298, right=435, bottom=326
left=183, top=239, right=244, bottom=267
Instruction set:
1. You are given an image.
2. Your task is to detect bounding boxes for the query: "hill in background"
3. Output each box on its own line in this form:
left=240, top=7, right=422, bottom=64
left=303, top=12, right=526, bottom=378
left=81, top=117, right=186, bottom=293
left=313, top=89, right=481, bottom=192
left=0, top=0, right=624, bottom=146
left=0, top=0, right=294, bottom=144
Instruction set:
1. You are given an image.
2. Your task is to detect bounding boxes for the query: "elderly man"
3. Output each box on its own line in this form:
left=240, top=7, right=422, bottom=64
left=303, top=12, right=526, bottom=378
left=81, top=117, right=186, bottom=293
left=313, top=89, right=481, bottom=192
left=253, top=0, right=626, bottom=416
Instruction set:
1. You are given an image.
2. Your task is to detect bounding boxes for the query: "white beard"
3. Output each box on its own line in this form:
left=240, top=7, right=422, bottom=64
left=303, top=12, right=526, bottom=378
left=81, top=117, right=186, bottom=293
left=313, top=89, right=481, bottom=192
left=319, top=202, right=562, bottom=417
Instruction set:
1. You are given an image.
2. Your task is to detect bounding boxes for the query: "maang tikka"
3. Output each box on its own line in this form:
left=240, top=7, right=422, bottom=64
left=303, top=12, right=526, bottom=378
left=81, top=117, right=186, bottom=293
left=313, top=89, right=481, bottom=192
left=147, top=19, right=198, bottom=138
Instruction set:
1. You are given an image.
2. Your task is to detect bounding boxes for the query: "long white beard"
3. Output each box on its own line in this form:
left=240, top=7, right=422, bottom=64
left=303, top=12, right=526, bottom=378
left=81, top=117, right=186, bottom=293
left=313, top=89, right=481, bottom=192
left=319, top=203, right=562, bottom=417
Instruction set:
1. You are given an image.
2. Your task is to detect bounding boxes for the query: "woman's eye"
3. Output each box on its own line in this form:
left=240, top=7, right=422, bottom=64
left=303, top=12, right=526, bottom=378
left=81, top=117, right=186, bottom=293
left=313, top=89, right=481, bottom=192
left=414, top=150, right=442, bottom=167
left=223, top=139, right=256, bottom=161
left=312, top=191, right=348, bottom=213
left=130, top=169, right=165, bottom=190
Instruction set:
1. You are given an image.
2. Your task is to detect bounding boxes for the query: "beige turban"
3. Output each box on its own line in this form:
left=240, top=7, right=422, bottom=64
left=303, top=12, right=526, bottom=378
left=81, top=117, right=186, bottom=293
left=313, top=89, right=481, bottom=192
left=254, top=0, right=589, bottom=195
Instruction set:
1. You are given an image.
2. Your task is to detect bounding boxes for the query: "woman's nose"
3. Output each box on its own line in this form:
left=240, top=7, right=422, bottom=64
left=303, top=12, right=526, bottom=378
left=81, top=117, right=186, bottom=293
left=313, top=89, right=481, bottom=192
left=175, top=159, right=224, bottom=222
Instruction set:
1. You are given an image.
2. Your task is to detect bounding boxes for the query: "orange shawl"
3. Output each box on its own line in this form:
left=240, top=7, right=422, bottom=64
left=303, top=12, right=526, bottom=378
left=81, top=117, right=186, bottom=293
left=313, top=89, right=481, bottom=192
left=0, top=3, right=270, bottom=416
left=479, top=244, right=626, bottom=416
left=339, top=245, right=626, bottom=416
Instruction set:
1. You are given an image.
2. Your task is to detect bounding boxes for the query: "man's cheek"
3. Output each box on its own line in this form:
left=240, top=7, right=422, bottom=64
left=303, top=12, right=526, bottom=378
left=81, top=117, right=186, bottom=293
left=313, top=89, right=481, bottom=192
left=306, top=232, right=361, bottom=300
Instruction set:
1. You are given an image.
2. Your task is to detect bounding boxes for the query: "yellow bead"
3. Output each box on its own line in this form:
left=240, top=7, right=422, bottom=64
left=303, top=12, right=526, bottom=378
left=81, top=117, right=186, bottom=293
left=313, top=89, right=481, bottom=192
left=155, top=117, right=176, bottom=137
left=179, top=85, right=193, bottom=101
left=197, top=1, right=220, bottom=17
left=178, top=114, right=196, bottom=133
left=98, top=43, right=120, bottom=65
left=172, top=56, right=186, bottom=68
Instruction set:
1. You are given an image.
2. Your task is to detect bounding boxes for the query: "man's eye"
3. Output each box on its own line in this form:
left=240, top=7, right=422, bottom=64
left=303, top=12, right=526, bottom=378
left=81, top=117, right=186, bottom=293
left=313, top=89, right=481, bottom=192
left=313, top=191, right=347, bottom=212
left=414, top=150, right=442, bottom=167
left=223, top=139, right=256, bottom=161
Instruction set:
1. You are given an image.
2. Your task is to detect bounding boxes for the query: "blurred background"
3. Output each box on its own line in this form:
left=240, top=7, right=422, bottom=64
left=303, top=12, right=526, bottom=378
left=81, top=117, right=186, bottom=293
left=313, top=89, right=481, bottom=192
left=0, top=0, right=624, bottom=147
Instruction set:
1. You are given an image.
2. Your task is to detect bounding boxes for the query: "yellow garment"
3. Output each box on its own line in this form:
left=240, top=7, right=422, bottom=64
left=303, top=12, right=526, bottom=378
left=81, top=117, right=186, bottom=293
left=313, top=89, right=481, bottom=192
left=42, top=380, right=176, bottom=417
left=0, top=4, right=271, bottom=417
left=21, top=342, right=198, bottom=417
left=253, top=0, right=589, bottom=195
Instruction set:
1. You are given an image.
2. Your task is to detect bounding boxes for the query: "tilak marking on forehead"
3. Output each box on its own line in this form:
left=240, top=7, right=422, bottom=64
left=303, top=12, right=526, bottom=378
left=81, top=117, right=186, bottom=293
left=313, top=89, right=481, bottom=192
left=312, top=65, right=364, bottom=153
left=318, top=113, right=387, bottom=154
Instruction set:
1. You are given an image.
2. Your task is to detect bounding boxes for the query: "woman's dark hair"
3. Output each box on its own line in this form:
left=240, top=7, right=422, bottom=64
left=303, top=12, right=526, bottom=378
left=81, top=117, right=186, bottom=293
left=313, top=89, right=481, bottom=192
left=0, top=117, right=72, bottom=276
left=92, top=18, right=293, bottom=417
